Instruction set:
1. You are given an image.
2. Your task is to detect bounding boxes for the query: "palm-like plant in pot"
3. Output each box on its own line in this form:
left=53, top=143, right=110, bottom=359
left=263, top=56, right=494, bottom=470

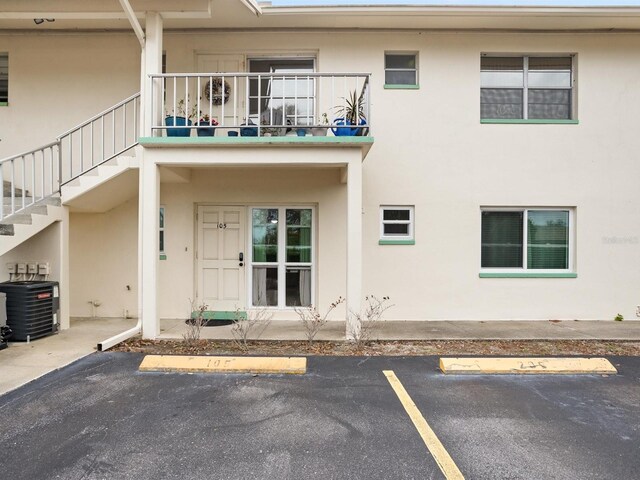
left=332, top=78, right=369, bottom=136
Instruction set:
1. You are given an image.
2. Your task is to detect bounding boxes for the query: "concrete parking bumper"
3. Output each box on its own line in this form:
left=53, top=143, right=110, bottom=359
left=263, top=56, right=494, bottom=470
left=139, top=354, right=307, bottom=374
left=440, top=357, right=618, bottom=375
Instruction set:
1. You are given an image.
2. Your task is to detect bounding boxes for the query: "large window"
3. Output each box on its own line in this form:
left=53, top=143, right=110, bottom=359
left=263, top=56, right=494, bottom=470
left=481, top=209, right=573, bottom=271
left=248, top=58, right=315, bottom=127
left=481, top=56, right=573, bottom=120
left=251, top=207, right=313, bottom=308
left=0, top=53, right=8, bottom=104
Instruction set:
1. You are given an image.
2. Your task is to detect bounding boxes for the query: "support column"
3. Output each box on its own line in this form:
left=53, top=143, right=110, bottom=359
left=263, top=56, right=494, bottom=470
left=139, top=13, right=163, bottom=339
left=140, top=148, right=160, bottom=339
left=346, top=158, right=363, bottom=340
left=58, top=206, right=70, bottom=330
left=143, top=12, right=163, bottom=137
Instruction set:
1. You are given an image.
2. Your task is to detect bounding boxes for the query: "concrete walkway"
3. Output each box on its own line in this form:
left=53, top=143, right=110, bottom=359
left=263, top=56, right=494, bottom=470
left=159, top=319, right=640, bottom=341
left=0, top=317, right=136, bottom=396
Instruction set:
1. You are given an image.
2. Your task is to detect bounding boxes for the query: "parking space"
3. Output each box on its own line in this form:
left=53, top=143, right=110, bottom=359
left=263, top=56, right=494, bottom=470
left=0, top=353, right=638, bottom=479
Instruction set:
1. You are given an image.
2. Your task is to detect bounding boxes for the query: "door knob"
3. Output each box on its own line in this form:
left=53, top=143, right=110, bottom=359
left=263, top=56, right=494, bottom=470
left=239, top=252, right=244, bottom=266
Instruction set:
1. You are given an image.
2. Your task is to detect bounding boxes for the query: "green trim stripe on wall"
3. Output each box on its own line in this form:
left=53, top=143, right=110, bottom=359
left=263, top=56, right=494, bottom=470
left=379, top=239, right=415, bottom=245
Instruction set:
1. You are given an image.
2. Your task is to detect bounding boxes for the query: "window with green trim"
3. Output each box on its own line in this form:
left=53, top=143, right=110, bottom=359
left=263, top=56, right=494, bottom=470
left=481, top=55, right=574, bottom=120
left=481, top=208, right=574, bottom=272
left=0, top=53, right=8, bottom=103
left=380, top=206, right=414, bottom=241
left=385, top=52, right=418, bottom=86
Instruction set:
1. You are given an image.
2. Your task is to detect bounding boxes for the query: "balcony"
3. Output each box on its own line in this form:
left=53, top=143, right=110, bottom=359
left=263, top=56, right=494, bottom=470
left=146, top=72, right=372, bottom=144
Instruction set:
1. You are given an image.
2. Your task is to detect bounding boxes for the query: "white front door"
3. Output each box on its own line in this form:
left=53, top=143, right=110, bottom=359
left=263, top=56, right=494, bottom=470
left=196, top=206, right=246, bottom=311
left=196, top=54, right=245, bottom=126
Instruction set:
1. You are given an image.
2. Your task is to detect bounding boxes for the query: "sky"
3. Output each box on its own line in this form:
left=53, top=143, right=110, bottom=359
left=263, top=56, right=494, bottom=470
left=269, top=1, right=640, bottom=6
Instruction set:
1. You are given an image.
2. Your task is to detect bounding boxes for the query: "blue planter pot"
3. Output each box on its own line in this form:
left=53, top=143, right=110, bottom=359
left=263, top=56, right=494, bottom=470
left=240, top=123, right=258, bottom=137
left=196, top=121, right=216, bottom=137
left=165, top=116, right=192, bottom=137
left=331, top=118, right=366, bottom=137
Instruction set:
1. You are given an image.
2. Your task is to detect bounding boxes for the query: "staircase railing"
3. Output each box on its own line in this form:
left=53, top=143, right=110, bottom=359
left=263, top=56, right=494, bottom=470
left=0, top=142, right=60, bottom=221
left=58, top=93, right=140, bottom=184
left=0, top=93, right=140, bottom=221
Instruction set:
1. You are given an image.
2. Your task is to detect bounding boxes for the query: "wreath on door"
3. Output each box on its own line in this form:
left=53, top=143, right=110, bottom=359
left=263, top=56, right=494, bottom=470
left=204, top=78, right=231, bottom=105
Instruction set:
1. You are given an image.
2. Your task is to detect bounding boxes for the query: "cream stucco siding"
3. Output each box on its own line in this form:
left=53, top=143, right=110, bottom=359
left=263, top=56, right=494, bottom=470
left=2, top=29, right=640, bottom=322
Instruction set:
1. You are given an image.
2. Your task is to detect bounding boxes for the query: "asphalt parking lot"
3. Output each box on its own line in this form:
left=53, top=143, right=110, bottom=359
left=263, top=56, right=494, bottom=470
left=0, top=353, right=638, bottom=479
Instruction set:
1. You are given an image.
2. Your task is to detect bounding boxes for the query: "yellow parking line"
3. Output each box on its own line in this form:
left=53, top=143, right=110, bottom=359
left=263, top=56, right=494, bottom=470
left=384, top=370, right=464, bottom=480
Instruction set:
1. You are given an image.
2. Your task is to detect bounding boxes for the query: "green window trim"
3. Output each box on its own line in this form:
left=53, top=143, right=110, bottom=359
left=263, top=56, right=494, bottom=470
left=481, top=119, right=579, bottom=125
left=384, top=84, right=420, bottom=90
left=0, top=102, right=7, bottom=107
left=159, top=254, right=167, bottom=261
left=479, top=272, right=577, bottom=278
left=379, top=239, right=415, bottom=245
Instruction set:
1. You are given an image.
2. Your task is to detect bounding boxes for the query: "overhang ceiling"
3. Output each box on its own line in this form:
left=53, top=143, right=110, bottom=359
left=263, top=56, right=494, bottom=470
left=2, top=0, right=640, bottom=31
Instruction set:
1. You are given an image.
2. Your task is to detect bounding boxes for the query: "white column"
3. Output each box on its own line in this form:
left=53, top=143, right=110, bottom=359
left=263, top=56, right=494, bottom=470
left=346, top=158, right=363, bottom=340
left=140, top=148, right=160, bottom=339
left=143, top=12, right=163, bottom=137
left=139, top=12, right=162, bottom=339
left=58, top=206, right=70, bottom=330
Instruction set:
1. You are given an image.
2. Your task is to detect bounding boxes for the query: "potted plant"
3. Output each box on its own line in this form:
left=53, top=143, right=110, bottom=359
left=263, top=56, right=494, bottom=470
left=332, top=79, right=369, bottom=137
left=165, top=99, right=192, bottom=137
left=195, top=113, right=218, bottom=137
left=311, top=113, right=330, bottom=137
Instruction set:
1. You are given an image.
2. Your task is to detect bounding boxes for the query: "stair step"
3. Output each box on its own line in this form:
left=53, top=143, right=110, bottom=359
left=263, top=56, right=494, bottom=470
left=0, top=213, right=32, bottom=226
left=0, top=224, right=14, bottom=236
left=2, top=181, right=28, bottom=198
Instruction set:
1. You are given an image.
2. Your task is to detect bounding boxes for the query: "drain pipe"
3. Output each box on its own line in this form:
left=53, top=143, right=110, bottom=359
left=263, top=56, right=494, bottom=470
left=97, top=318, right=141, bottom=351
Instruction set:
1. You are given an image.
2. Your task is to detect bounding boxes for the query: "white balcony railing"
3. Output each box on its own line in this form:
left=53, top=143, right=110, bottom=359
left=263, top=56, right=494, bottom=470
left=149, top=73, right=371, bottom=138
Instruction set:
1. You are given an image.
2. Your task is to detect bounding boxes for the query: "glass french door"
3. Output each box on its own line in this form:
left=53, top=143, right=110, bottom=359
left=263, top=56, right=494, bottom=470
left=250, top=207, right=313, bottom=308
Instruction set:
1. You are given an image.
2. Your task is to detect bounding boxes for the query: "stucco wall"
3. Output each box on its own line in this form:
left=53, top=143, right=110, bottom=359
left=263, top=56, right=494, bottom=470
left=3, top=29, right=640, bottom=320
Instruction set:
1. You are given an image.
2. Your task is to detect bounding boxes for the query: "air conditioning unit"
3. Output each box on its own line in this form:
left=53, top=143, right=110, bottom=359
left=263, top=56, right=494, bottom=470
left=0, top=281, right=59, bottom=341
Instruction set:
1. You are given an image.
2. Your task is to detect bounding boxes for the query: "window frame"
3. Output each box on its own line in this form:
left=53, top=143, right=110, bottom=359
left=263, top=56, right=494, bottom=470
left=248, top=205, right=316, bottom=309
left=384, top=51, right=419, bottom=89
left=379, top=206, right=415, bottom=243
left=0, top=52, right=8, bottom=105
left=159, top=205, right=166, bottom=258
left=247, top=56, right=317, bottom=127
left=480, top=207, right=575, bottom=274
left=480, top=54, right=576, bottom=122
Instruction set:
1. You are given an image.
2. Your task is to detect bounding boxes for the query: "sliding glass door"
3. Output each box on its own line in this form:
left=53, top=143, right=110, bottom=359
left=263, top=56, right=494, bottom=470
left=251, top=207, right=314, bottom=308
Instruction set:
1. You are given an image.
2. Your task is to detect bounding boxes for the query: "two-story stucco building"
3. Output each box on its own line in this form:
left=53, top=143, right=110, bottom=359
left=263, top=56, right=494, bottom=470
left=2, top=0, right=640, bottom=341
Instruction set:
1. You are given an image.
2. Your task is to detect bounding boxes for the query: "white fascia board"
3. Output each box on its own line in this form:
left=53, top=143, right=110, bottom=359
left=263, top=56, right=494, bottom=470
left=259, top=5, right=640, bottom=17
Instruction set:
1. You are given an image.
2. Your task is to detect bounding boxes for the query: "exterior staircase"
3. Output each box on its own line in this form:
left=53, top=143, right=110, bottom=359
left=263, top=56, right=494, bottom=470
left=0, top=194, right=64, bottom=257
left=0, top=93, right=140, bottom=256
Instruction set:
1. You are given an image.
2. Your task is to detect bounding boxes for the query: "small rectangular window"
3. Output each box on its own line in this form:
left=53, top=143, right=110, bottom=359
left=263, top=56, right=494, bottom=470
left=0, top=53, right=8, bottom=104
left=385, top=53, right=418, bottom=87
left=380, top=206, right=414, bottom=241
left=159, top=206, right=165, bottom=253
left=481, top=55, right=574, bottom=120
left=481, top=208, right=572, bottom=271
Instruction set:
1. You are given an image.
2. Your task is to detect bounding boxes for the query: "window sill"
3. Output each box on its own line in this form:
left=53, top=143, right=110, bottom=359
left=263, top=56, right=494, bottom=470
left=379, top=239, right=415, bottom=245
left=0, top=102, right=8, bottom=107
left=384, top=84, right=419, bottom=90
left=159, top=254, right=167, bottom=260
left=481, top=119, right=579, bottom=125
left=479, top=272, right=577, bottom=278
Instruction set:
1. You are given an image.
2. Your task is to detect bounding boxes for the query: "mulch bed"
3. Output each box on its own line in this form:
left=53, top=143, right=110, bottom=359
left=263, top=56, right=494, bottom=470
left=114, top=338, right=640, bottom=356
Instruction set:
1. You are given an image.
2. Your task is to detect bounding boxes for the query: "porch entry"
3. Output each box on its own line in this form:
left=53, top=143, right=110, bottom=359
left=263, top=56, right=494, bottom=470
left=196, top=206, right=246, bottom=311
left=196, top=54, right=245, bottom=125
